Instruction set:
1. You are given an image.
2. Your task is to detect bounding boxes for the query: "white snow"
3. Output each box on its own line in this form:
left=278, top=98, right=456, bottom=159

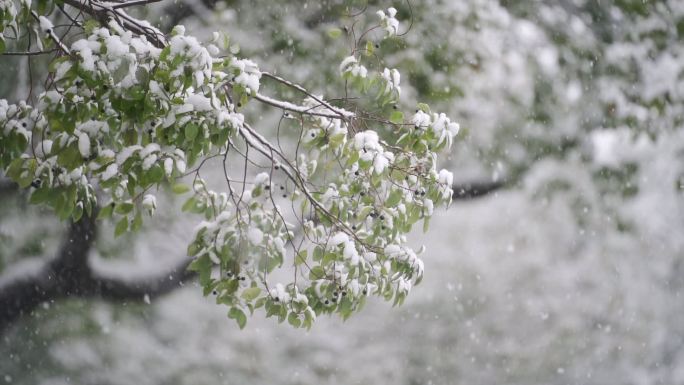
left=185, top=93, right=213, bottom=112
left=329, top=232, right=349, bottom=246
left=411, top=110, right=430, bottom=128
left=101, top=163, right=118, bottom=181
left=164, top=157, right=174, bottom=177
left=247, top=228, right=263, bottom=244
left=142, top=194, right=157, bottom=215
left=142, top=154, right=157, bottom=171
left=77, top=132, right=91, bottom=158
left=231, top=58, right=261, bottom=93
left=38, top=16, right=53, bottom=34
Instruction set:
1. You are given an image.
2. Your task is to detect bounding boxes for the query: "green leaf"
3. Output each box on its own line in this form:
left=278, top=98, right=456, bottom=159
left=312, top=246, right=323, bottom=262
left=327, top=27, right=342, bottom=39
left=423, top=216, right=430, bottom=233
left=188, top=254, right=212, bottom=286
left=131, top=211, right=143, bottom=232
left=228, top=307, right=247, bottom=329
left=98, top=203, right=114, bottom=220
left=322, top=252, right=337, bottom=266
left=185, top=123, right=198, bottom=141
left=114, top=216, right=128, bottom=237
left=73, top=203, right=84, bottom=222
left=83, top=19, right=100, bottom=34
left=309, top=266, right=326, bottom=280
left=29, top=187, right=50, bottom=204
left=172, top=183, right=190, bottom=194
left=365, top=40, right=374, bottom=56
left=115, top=202, right=134, bottom=215
left=288, top=312, right=301, bottom=328
left=295, top=250, right=307, bottom=265
left=385, top=189, right=402, bottom=208
left=0, top=36, right=5, bottom=55
left=417, top=103, right=431, bottom=113
left=254, top=297, right=267, bottom=309
left=389, top=110, right=404, bottom=124
left=182, top=196, right=197, bottom=212
left=186, top=242, right=202, bottom=257
left=241, top=287, right=261, bottom=301
left=147, top=164, right=164, bottom=184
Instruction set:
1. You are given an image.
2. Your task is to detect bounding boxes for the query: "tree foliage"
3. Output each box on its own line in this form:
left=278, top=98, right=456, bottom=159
left=0, top=0, right=460, bottom=328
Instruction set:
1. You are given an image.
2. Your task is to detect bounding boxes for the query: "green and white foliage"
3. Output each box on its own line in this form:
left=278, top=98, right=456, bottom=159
left=0, top=0, right=459, bottom=329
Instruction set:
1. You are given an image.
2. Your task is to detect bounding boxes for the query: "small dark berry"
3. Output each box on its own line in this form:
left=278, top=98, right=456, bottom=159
left=375, top=44, right=380, bottom=49
left=282, top=194, right=287, bottom=198
left=393, top=105, right=398, bottom=109
left=381, top=225, right=386, bottom=230
left=75, top=81, right=82, bottom=87
left=362, top=289, right=367, bottom=295
left=380, top=215, right=385, bottom=220
left=324, top=300, right=330, bottom=305
left=212, top=290, right=217, bottom=295
left=280, top=185, right=285, bottom=190
left=274, top=165, right=280, bottom=170
left=90, top=95, right=96, bottom=101
left=30, top=179, right=41, bottom=188
left=354, top=171, right=359, bottom=176
left=237, top=102, right=242, bottom=107
left=274, top=297, right=279, bottom=302
left=351, top=225, right=356, bottom=230
left=241, top=276, right=246, bottom=280
left=360, top=191, right=365, bottom=196
left=103, top=85, right=108, bottom=90
left=341, top=291, right=347, bottom=296
left=265, top=185, right=270, bottom=190
left=310, top=133, right=315, bottom=138
left=21, top=122, right=27, bottom=128
left=147, top=129, right=153, bottom=135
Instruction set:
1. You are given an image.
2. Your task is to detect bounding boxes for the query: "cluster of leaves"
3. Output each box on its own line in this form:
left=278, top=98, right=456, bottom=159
left=0, top=0, right=460, bottom=329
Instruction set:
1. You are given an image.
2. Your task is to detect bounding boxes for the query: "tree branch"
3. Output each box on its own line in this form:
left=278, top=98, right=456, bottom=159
left=61, top=0, right=167, bottom=48
left=452, top=180, right=506, bottom=200
left=0, top=213, right=95, bottom=332
left=253, top=91, right=355, bottom=120
left=0, top=211, right=195, bottom=334
left=88, top=258, right=195, bottom=301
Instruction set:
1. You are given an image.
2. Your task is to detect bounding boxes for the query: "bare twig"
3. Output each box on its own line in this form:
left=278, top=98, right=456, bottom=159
left=1, top=49, right=60, bottom=56
left=110, top=0, right=164, bottom=9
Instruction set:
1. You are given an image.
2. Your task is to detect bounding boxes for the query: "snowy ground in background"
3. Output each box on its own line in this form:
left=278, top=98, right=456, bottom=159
left=3, top=180, right=683, bottom=385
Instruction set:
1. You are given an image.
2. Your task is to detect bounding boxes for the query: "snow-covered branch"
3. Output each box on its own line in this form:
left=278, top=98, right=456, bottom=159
left=253, top=92, right=355, bottom=120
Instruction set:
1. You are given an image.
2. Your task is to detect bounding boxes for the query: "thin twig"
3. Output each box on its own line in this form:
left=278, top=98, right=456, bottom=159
left=2, top=49, right=60, bottom=56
